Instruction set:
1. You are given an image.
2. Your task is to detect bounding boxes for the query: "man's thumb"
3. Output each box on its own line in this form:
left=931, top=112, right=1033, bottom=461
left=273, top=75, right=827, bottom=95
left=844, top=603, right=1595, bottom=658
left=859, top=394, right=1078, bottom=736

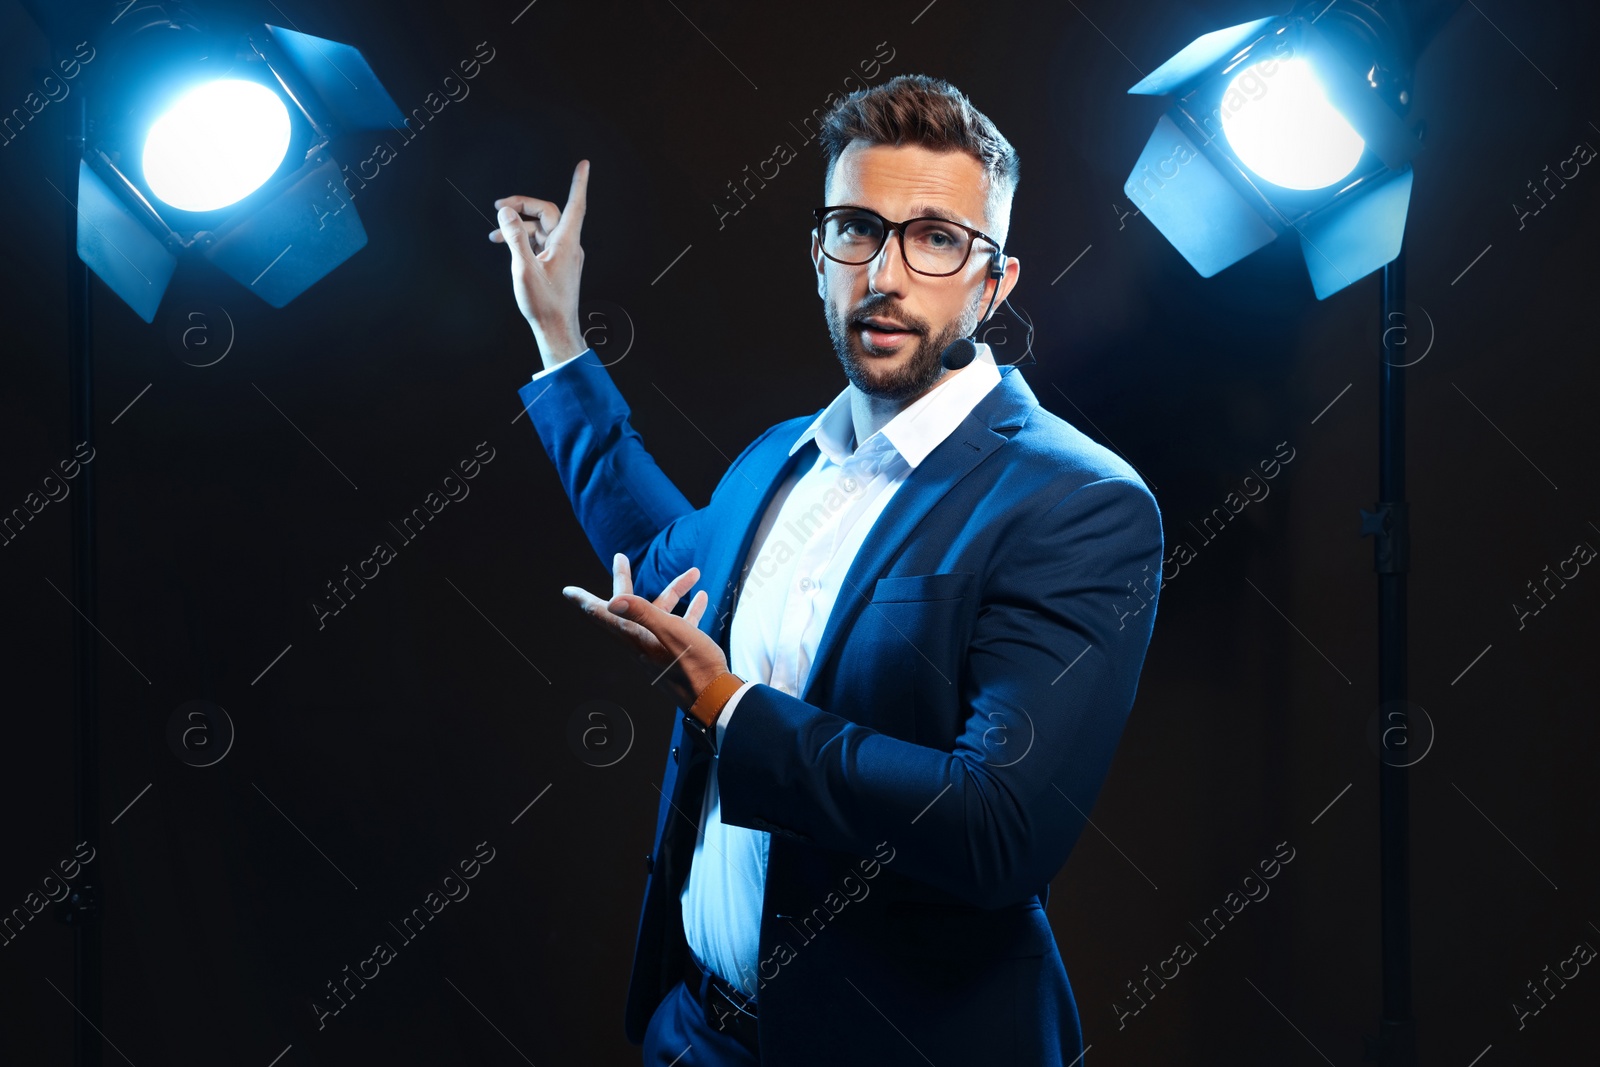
left=498, top=207, right=530, bottom=262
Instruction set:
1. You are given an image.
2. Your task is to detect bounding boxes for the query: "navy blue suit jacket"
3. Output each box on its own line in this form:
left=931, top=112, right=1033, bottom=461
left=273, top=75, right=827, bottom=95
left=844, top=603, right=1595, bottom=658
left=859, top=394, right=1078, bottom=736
left=520, top=351, right=1163, bottom=1065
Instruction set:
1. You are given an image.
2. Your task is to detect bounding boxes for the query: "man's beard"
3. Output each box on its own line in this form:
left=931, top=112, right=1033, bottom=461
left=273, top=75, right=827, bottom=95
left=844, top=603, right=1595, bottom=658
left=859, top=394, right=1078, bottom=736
left=825, top=295, right=976, bottom=403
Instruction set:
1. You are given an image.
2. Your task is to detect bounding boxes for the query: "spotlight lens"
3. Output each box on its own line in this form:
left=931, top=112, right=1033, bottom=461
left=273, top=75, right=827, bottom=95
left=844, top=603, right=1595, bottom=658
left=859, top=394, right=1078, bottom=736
left=1220, top=58, right=1365, bottom=191
left=143, top=79, right=292, bottom=212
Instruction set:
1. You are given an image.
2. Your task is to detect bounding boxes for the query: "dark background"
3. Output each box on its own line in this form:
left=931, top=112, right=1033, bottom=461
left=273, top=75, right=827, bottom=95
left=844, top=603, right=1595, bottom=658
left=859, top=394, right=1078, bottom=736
left=2, top=0, right=1596, bottom=1063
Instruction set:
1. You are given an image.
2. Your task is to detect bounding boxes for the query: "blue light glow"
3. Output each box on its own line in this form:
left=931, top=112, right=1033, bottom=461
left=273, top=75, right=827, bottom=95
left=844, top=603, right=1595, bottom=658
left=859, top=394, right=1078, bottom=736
left=1220, top=58, right=1365, bottom=191
left=142, top=79, right=292, bottom=212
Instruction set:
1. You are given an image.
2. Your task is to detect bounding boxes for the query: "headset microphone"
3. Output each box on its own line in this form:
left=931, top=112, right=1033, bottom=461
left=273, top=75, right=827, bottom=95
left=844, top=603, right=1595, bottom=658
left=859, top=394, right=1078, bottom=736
left=939, top=337, right=978, bottom=372
left=940, top=248, right=1007, bottom=371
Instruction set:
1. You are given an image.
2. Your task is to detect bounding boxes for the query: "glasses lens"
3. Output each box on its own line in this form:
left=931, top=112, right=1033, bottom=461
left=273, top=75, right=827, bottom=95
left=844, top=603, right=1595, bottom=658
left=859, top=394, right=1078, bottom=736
left=820, top=210, right=885, bottom=264
left=819, top=211, right=974, bottom=274
left=903, top=218, right=972, bottom=274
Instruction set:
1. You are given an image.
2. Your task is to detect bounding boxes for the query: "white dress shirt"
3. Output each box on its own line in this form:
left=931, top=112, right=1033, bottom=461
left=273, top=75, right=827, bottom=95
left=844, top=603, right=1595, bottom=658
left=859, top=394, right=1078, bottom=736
left=534, top=344, right=1004, bottom=998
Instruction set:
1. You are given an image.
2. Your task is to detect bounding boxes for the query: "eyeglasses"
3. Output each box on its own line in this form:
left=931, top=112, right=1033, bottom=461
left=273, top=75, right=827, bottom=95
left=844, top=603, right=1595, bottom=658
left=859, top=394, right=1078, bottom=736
left=812, top=205, right=1002, bottom=278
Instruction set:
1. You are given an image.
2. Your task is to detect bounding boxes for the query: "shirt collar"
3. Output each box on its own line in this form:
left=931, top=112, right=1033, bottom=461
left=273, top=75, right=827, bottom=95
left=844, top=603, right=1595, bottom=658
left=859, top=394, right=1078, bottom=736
left=789, top=343, right=1003, bottom=469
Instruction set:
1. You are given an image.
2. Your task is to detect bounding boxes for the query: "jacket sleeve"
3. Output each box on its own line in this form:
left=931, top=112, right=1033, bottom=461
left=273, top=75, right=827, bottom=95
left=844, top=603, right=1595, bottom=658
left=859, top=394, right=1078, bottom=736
left=715, top=475, right=1164, bottom=910
left=518, top=351, right=774, bottom=602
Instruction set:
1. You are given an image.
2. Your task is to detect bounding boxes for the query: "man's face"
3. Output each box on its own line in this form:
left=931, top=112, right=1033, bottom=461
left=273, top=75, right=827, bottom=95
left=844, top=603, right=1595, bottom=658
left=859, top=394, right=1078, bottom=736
left=812, top=142, right=1016, bottom=402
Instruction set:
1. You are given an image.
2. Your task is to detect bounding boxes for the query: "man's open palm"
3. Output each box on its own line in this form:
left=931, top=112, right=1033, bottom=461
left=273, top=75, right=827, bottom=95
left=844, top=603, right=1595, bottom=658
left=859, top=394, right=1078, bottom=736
left=562, top=553, right=732, bottom=713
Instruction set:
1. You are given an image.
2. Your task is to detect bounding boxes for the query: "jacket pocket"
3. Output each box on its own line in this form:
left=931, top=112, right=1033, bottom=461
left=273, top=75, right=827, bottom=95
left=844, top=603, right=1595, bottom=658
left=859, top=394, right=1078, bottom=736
left=871, top=570, right=976, bottom=604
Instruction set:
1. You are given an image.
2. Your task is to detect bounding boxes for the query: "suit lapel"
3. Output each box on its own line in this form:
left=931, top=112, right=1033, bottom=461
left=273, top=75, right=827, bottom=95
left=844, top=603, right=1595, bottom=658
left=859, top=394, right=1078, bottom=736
left=702, top=420, right=820, bottom=658
left=802, top=367, right=1038, bottom=705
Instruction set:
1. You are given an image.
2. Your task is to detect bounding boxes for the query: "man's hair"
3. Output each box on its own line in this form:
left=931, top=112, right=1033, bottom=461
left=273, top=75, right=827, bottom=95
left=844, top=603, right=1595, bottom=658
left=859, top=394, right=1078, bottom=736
left=817, top=74, right=1020, bottom=247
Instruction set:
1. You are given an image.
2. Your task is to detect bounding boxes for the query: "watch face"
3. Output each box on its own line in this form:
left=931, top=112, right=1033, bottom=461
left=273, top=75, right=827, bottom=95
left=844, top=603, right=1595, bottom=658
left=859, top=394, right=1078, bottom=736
left=683, top=711, right=715, bottom=751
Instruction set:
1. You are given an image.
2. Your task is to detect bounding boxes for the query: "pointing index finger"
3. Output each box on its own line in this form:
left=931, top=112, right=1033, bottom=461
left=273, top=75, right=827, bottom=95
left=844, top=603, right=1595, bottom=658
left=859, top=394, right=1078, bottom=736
left=550, top=159, right=589, bottom=245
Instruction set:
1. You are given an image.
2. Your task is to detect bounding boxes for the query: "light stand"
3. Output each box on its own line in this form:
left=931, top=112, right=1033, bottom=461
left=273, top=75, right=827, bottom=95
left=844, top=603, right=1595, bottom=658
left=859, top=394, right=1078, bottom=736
left=1366, top=249, right=1415, bottom=1066
left=57, top=86, right=103, bottom=1067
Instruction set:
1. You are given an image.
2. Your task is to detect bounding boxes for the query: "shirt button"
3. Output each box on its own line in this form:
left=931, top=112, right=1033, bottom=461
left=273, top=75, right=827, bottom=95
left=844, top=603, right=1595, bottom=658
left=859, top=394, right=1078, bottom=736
left=799, top=576, right=812, bottom=590
left=841, top=476, right=858, bottom=492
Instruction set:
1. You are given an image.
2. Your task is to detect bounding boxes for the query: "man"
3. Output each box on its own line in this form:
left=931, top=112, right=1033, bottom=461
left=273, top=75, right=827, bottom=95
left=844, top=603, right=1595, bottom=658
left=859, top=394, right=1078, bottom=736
left=493, top=75, right=1162, bottom=1066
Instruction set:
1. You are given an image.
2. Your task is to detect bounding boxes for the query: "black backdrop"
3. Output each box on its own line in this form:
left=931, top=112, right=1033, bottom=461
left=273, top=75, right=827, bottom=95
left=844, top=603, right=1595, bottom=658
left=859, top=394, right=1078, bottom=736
left=2, top=0, right=1597, bottom=1063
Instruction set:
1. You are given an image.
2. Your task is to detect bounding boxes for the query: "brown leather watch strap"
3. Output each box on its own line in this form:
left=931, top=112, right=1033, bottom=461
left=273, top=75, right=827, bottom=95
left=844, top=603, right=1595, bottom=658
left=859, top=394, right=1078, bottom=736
left=689, top=671, right=746, bottom=728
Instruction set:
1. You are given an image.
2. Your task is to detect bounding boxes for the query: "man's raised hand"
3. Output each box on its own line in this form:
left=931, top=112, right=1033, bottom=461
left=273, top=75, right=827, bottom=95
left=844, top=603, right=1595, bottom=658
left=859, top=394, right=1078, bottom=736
left=491, top=159, right=590, bottom=368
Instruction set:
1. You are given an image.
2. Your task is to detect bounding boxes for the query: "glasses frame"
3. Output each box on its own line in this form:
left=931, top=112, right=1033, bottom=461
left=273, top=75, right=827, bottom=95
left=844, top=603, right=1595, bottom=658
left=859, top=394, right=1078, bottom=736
left=812, top=205, right=1003, bottom=278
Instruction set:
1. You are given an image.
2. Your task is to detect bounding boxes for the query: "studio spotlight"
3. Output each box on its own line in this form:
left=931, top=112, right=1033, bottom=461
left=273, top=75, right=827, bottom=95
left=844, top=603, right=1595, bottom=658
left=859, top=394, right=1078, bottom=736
left=1218, top=57, right=1366, bottom=190
left=75, top=4, right=403, bottom=321
left=141, top=77, right=292, bottom=212
left=1124, top=1, right=1419, bottom=298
